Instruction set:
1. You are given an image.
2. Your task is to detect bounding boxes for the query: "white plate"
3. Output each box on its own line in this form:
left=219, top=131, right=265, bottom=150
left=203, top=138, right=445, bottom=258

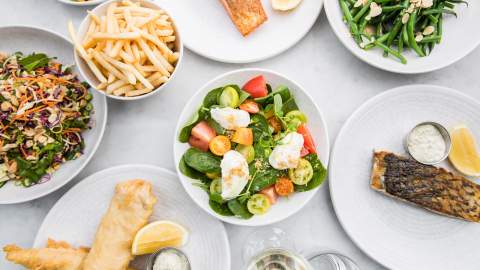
left=324, top=0, right=480, bottom=73
left=58, top=0, right=107, bottom=6
left=0, top=25, right=107, bottom=204
left=329, top=85, right=480, bottom=270
left=158, top=0, right=323, bottom=63
left=173, top=68, right=330, bottom=226
left=34, top=165, right=231, bottom=270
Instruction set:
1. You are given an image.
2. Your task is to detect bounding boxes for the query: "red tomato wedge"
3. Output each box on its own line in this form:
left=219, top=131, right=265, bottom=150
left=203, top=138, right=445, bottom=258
left=239, top=100, right=260, bottom=114
left=300, top=147, right=310, bottom=157
left=297, top=124, right=317, bottom=154
left=188, top=136, right=209, bottom=152
left=191, top=121, right=216, bottom=143
left=242, top=75, right=268, bottom=98
left=260, top=186, right=278, bottom=204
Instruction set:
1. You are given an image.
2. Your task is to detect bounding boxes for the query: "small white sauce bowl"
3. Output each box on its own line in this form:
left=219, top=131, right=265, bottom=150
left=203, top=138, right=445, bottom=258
left=405, top=121, right=452, bottom=165
left=74, top=0, right=183, bottom=101
left=58, top=0, right=108, bottom=7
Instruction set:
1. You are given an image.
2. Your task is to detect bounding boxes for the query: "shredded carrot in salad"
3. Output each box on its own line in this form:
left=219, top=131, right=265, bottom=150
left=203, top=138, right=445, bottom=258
left=0, top=52, right=94, bottom=188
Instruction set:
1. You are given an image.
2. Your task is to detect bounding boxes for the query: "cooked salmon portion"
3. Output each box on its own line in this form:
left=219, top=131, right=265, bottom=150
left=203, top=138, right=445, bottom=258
left=371, top=151, right=480, bottom=223
left=219, top=0, right=268, bottom=36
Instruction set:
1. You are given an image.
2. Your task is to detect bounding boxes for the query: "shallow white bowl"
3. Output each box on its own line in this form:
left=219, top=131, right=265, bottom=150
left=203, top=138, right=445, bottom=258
left=0, top=25, right=107, bottom=204
left=324, top=0, right=480, bottom=73
left=74, top=0, right=183, bottom=101
left=58, top=0, right=107, bottom=6
left=173, top=68, right=330, bottom=226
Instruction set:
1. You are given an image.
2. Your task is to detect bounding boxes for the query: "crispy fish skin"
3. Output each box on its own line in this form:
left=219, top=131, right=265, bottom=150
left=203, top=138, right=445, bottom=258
left=219, top=0, right=268, bottom=36
left=3, top=239, right=88, bottom=270
left=81, top=179, right=157, bottom=270
left=371, top=151, right=480, bottom=223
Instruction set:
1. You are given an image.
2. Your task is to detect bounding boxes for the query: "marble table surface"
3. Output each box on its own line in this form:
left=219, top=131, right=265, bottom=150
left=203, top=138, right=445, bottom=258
left=1, top=1, right=479, bottom=270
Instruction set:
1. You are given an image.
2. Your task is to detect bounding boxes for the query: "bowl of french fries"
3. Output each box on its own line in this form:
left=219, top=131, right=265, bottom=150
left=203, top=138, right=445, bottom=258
left=68, top=0, right=182, bottom=100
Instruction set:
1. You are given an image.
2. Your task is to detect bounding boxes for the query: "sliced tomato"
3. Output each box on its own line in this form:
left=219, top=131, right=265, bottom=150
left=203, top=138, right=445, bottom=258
left=231, top=127, right=253, bottom=146
left=239, top=100, right=260, bottom=114
left=297, top=124, right=316, bottom=154
left=300, top=147, right=309, bottom=157
left=267, top=117, right=282, bottom=133
left=259, top=185, right=278, bottom=205
left=188, top=136, right=209, bottom=152
left=209, top=135, right=231, bottom=156
left=191, top=121, right=216, bottom=143
left=275, top=177, right=294, bottom=197
left=242, top=75, right=268, bottom=98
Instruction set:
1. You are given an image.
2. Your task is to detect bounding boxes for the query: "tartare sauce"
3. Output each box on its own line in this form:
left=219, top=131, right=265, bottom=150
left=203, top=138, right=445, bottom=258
left=407, top=124, right=447, bottom=164
left=153, top=249, right=189, bottom=270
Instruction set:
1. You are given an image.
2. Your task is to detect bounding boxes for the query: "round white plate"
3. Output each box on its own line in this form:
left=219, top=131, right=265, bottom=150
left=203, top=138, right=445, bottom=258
left=329, top=85, right=480, bottom=269
left=173, top=68, right=330, bottom=226
left=58, top=0, right=107, bottom=6
left=0, top=25, right=107, bottom=204
left=324, top=0, right=480, bottom=73
left=34, top=165, right=231, bottom=270
left=158, top=0, right=323, bottom=63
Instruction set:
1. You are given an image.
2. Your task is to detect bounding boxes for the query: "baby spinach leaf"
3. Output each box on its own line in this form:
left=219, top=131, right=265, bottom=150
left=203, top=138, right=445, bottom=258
left=294, top=154, right=327, bottom=192
left=178, top=111, right=200, bottom=143
left=210, top=200, right=234, bottom=216
left=273, top=94, right=283, bottom=118
left=184, top=148, right=221, bottom=174
left=249, top=159, right=280, bottom=192
left=209, top=192, right=224, bottom=204
left=249, top=114, right=270, bottom=142
left=203, top=87, right=223, bottom=108
left=227, top=199, right=253, bottom=219
left=19, top=53, right=51, bottom=72
left=282, top=98, right=299, bottom=114
left=206, top=117, right=226, bottom=135
left=179, top=155, right=210, bottom=184
left=254, top=85, right=291, bottom=105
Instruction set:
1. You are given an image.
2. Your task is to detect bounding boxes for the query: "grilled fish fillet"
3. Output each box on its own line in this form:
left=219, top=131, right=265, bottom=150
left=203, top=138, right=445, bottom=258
left=82, top=179, right=157, bottom=270
left=3, top=239, right=89, bottom=270
left=371, top=151, right=480, bottom=222
left=219, top=0, right=268, bottom=36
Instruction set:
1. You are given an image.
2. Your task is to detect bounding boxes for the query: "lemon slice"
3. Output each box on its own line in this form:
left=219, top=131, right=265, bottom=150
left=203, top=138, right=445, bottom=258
left=271, top=0, right=303, bottom=11
left=449, top=124, right=480, bottom=177
left=132, top=221, right=189, bottom=255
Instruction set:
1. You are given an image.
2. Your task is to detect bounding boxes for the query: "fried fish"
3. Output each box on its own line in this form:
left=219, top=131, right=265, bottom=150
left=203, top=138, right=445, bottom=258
left=219, top=0, right=268, bottom=36
left=371, top=151, right=480, bottom=222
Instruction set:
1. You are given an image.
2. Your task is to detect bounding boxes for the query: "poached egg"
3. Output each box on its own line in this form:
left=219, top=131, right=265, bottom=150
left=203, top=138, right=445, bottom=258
left=211, top=107, right=250, bottom=130
left=269, top=132, right=304, bottom=170
left=220, top=150, right=250, bottom=200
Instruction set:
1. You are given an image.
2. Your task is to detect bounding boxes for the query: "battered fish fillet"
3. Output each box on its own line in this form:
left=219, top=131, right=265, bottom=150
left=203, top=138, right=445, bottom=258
left=81, top=179, right=157, bottom=270
left=3, top=239, right=89, bottom=270
left=371, top=151, right=480, bottom=222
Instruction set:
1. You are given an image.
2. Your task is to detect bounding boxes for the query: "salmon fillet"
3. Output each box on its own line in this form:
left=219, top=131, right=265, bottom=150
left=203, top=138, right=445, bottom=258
left=371, top=151, right=480, bottom=223
left=219, top=0, right=268, bottom=36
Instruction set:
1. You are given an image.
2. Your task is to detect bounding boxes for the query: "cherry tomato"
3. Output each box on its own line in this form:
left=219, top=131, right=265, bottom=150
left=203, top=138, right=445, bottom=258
left=297, top=124, right=316, bottom=154
left=231, top=127, right=253, bottom=146
left=247, top=194, right=271, bottom=215
left=275, top=177, right=294, bottom=196
left=191, top=121, right=216, bottom=143
left=289, top=158, right=313, bottom=185
left=209, top=135, right=231, bottom=156
left=259, top=185, right=278, bottom=204
left=242, top=75, right=268, bottom=98
left=239, top=100, right=260, bottom=114
left=267, top=117, right=282, bottom=133
left=210, top=179, right=222, bottom=194
left=218, top=86, right=240, bottom=108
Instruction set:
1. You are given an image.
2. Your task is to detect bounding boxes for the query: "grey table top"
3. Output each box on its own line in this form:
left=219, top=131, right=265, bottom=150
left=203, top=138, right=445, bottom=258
left=1, top=1, right=479, bottom=270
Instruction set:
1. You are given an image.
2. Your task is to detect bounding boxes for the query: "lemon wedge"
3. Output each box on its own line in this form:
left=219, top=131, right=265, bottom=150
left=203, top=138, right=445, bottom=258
left=449, top=124, right=480, bottom=177
left=271, top=0, right=303, bottom=11
left=132, top=221, right=189, bottom=255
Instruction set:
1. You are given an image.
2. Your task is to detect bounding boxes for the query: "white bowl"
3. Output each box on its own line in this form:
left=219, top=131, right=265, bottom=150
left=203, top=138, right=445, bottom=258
left=173, top=68, right=330, bottom=226
left=58, top=0, right=107, bottom=6
left=0, top=25, right=107, bottom=204
left=324, top=0, right=480, bottom=74
left=74, top=0, right=183, bottom=101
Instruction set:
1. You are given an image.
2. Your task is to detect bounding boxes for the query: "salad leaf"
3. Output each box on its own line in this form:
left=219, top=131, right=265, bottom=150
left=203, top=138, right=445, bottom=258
left=206, top=117, right=226, bottom=135
left=19, top=53, right=51, bottom=72
left=179, top=155, right=211, bottom=184
left=178, top=111, right=201, bottom=143
left=227, top=199, right=253, bottom=219
left=282, top=98, right=299, bottom=114
left=183, top=148, right=221, bottom=174
left=209, top=192, right=224, bottom=204
left=254, top=85, right=291, bottom=105
left=249, top=159, right=280, bottom=192
left=273, top=94, right=283, bottom=118
left=209, top=200, right=234, bottom=216
left=203, top=87, right=223, bottom=108
left=249, top=114, right=271, bottom=142
left=294, top=154, right=327, bottom=192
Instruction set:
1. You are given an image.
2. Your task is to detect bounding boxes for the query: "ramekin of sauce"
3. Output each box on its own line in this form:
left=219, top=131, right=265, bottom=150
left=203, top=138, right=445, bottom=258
left=406, top=122, right=452, bottom=165
left=147, top=248, right=190, bottom=270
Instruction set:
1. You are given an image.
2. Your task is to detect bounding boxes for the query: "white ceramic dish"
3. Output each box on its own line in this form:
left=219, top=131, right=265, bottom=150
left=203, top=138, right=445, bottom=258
left=58, top=0, right=107, bottom=6
left=329, top=85, right=480, bottom=269
left=34, top=165, right=231, bottom=270
left=158, top=0, right=323, bottom=63
left=324, top=0, right=480, bottom=73
left=173, top=68, right=330, bottom=226
left=0, top=25, right=107, bottom=204
left=74, top=0, right=183, bottom=101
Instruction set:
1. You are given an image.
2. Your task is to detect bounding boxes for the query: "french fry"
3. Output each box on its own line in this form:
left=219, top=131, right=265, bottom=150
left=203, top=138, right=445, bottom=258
left=91, top=50, right=129, bottom=83
left=125, top=88, right=153, bottom=97
left=92, top=32, right=141, bottom=40
left=106, top=79, right=128, bottom=94
left=137, top=39, right=169, bottom=76
left=113, top=84, right=136, bottom=96
left=87, top=10, right=101, bottom=25
left=101, top=53, right=153, bottom=89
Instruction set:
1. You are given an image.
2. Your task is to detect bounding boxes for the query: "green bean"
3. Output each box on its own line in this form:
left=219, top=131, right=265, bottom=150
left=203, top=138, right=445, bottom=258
left=428, top=14, right=438, bottom=24
left=340, top=0, right=362, bottom=43
left=408, top=11, right=426, bottom=57
left=398, top=34, right=404, bottom=53
left=422, top=8, right=457, bottom=17
left=374, top=41, right=407, bottom=64
left=382, top=5, right=406, bottom=12
left=353, top=0, right=373, bottom=22
left=437, top=14, right=443, bottom=44
left=419, top=35, right=442, bottom=43
left=402, top=23, right=410, bottom=48
left=444, top=2, right=455, bottom=9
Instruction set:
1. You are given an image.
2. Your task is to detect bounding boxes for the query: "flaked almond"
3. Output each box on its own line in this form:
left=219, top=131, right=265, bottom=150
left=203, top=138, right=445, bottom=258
left=423, top=25, right=435, bottom=35
left=1, top=101, right=12, bottom=112
left=1, top=91, right=11, bottom=100
left=421, top=0, right=433, bottom=8
left=366, top=2, right=382, bottom=21
left=406, top=4, right=415, bottom=13
left=402, top=13, right=410, bottom=24
left=48, top=113, right=58, bottom=124
left=354, top=0, right=368, bottom=7
left=415, top=33, right=424, bottom=42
